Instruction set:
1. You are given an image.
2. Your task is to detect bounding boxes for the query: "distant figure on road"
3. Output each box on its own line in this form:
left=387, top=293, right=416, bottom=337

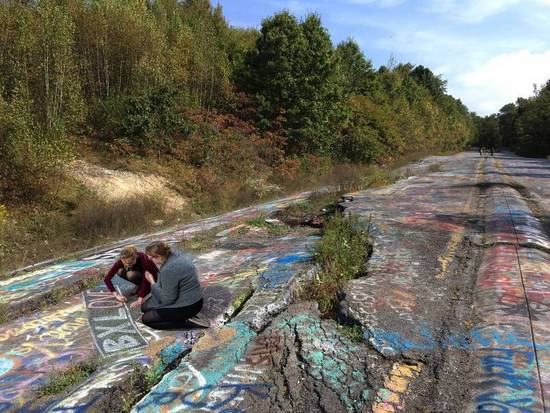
left=490, top=147, right=494, bottom=156
left=104, top=245, right=158, bottom=308
left=142, top=241, right=209, bottom=329
left=479, top=146, right=484, bottom=157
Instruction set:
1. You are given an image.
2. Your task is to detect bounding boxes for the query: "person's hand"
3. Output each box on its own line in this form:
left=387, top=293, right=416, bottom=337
left=145, top=271, right=156, bottom=285
left=113, top=292, right=127, bottom=303
left=130, top=297, right=144, bottom=308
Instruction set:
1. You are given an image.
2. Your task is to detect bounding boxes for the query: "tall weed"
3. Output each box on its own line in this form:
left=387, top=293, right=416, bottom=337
left=302, top=213, right=372, bottom=317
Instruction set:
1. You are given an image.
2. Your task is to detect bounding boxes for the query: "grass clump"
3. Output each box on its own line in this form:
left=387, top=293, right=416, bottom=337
left=71, top=193, right=168, bottom=240
left=302, top=213, right=372, bottom=318
left=361, top=167, right=396, bottom=188
left=247, top=215, right=288, bottom=235
left=37, top=359, right=100, bottom=397
left=231, top=285, right=255, bottom=314
left=176, top=225, right=230, bottom=251
left=428, top=162, right=443, bottom=172
left=337, top=324, right=364, bottom=343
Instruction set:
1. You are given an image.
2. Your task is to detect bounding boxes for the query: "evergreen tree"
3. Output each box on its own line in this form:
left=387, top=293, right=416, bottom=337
left=335, top=38, right=374, bottom=96
left=244, top=11, right=342, bottom=155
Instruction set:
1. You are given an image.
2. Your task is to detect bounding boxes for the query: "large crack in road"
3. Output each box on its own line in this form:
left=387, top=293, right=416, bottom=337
left=1, top=151, right=550, bottom=412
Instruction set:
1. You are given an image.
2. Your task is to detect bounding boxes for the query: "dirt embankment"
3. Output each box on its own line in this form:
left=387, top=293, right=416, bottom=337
left=69, top=160, right=187, bottom=213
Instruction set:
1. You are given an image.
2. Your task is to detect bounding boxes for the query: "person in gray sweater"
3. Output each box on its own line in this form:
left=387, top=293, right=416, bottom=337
left=141, top=241, right=209, bottom=329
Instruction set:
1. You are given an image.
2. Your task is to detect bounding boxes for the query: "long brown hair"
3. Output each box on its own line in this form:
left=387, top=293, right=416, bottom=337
left=145, top=241, right=171, bottom=258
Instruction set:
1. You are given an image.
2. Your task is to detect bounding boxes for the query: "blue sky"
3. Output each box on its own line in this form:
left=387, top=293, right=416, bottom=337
left=217, top=0, right=550, bottom=115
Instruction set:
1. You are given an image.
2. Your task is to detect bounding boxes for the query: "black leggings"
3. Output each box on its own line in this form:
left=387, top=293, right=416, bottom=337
left=117, top=268, right=142, bottom=287
left=141, top=298, right=203, bottom=330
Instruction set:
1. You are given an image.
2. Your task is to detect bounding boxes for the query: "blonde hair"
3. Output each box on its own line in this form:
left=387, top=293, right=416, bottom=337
left=120, top=245, right=138, bottom=259
left=145, top=241, right=171, bottom=258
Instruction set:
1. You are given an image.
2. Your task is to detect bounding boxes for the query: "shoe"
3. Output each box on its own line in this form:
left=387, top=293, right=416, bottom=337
left=187, top=313, right=211, bottom=328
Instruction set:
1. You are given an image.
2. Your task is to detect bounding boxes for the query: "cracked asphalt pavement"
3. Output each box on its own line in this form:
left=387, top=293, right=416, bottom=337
left=2, top=151, right=550, bottom=412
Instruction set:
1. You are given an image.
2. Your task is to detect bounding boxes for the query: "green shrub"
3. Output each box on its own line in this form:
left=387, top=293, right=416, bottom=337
left=315, top=213, right=371, bottom=280
left=303, top=213, right=372, bottom=317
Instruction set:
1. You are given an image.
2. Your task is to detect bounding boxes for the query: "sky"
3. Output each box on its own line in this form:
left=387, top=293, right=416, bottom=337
left=216, top=0, right=550, bottom=116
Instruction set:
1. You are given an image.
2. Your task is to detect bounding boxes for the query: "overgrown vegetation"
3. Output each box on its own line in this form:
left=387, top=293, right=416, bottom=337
left=0, top=0, right=475, bottom=273
left=0, top=190, right=173, bottom=271
left=428, top=163, right=443, bottom=172
left=302, top=213, right=372, bottom=318
left=36, top=358, right=100, bottom=397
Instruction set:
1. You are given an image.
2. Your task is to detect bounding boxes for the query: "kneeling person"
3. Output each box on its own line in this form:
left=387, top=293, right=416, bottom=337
left=104, top=245, right=158, bottom=308
left=142, top=241, right=209, bottom=329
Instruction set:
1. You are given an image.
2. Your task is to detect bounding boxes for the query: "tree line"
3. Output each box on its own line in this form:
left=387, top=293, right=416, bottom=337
left=0, top=0, right=476, bottom=203
left=477, top=80, right=550, bottom=157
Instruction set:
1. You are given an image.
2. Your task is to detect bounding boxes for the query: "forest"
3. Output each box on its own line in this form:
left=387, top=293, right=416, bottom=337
left=477, top=80, right=550, bottom=157
left=0, top=0, right=477, bottom=269
left=0, top=0, right=477, bottom=202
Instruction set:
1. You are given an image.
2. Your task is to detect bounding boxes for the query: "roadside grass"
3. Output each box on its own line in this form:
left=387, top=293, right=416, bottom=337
left=246, top=215, right=289, bottom=235
left=0, top=187, right=178, bottom=273
left=428, top=163, right=443, bottom=172
left=361, top=167, right=396, bottom=188
left=175, top=225, right=230, bottom=251
left=36, top=358, right=100, bottom=398
left=2, top=148, right=422, bottom=275
left=70, top=192, right=169, bottom=240
left=300, top=213, right=372, bottom=318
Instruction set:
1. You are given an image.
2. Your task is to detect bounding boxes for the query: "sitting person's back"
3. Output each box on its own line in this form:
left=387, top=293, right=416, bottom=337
left=147, top=249, right=202, bottom=309
left=141, top=241, right=209, bottom=329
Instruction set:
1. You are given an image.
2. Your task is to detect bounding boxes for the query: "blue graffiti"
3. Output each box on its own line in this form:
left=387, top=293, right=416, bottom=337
left=475, top=348, right=538, bottom=412
left=181, top=383, right=271, bottom=410
left=366, top=325, right=549, bottom=353
left=475, top=391, right=536, bottom=413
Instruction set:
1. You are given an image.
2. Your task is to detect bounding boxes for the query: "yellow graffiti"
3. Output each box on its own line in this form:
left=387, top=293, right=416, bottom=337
left=0, top=304, right=85, bottom=342
left=372, top=362, right=423, bottom=413
left=437, top=230, right=464, bottom=280
left=193, top=326, right=237, bottom=352
left=436, top=159, right=483, bottom=280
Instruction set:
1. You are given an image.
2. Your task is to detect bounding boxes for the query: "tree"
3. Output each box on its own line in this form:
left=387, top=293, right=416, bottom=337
left=411, top=65, right=447, bottom=100
left=498, top=103, right=517, bottom=148
left=243, top=11, right=342, bottom=155
left=335, top=38, right=374, bottom=96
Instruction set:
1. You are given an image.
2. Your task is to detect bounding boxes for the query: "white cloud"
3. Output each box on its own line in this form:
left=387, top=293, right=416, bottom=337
left=426, top=0, right=550, bottom=23
left=426, top=0, right=521, bottom=23
left=450, top=50, right=550, bottom=114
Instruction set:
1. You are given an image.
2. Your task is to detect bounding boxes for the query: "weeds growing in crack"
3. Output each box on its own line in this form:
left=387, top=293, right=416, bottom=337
left=247, top=215, right=289, bottom=235
left=300, top=213, right=372, bottom=318
left=230, top=285, right=255, bottom=315
left=36, top=358, right=101, bottom=397
left=337, top=324, right=364, bottom=343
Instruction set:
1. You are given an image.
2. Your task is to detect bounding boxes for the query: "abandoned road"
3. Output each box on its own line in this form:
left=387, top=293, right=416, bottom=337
left=1, top=151, right=549, bottom=412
